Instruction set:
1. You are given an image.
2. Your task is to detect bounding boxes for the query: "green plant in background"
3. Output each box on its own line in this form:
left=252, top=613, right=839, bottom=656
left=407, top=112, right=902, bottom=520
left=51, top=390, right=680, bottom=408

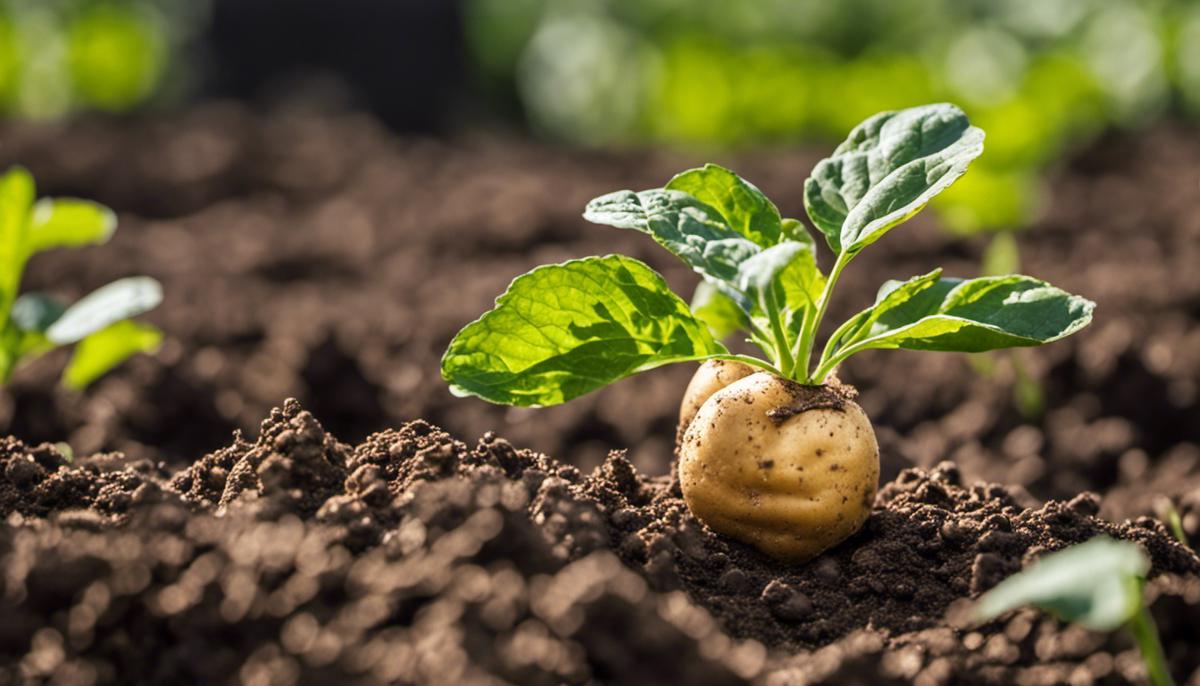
left=0, top=0, right=206, bottom=119
left=465, top=0, right=1194, bottom=238
left=974, top=536, right=1176, bottom=686
left=0, top=167, right=162, bottom=388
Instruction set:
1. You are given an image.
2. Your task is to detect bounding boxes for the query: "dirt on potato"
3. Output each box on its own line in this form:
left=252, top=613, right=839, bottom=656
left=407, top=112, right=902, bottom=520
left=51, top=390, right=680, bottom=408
left=1, top=399, right=1196, bottom=685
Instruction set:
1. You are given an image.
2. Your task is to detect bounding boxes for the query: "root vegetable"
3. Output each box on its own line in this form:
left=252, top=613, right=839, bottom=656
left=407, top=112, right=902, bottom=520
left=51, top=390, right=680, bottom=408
left=678, top=359, right=756, bottom=437
left=678, top=373, right=879, bottom=562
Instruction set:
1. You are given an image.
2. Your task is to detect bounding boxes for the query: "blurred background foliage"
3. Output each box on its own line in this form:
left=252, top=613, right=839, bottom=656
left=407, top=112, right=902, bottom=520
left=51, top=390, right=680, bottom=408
left=0, top=0, right=207, bottom=119
left=2, top=0, right=1199, bottom=235
left=465, top=0, right=1200, bottom=235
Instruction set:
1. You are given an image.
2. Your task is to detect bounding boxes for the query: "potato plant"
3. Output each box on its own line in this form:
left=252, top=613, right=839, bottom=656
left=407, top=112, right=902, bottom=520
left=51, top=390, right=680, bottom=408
left=442, top=103, right=1094, bottom=562
left=974, top=537, right=1175, bottom=686
left=0, top=167, right=162, bottom=389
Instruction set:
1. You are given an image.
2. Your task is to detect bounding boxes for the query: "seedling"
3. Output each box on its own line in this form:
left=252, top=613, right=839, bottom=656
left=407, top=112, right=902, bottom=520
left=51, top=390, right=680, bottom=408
left=973, top=536, right=1175, bottom=686
left=1154, top=496, right=1189, bottom=549
left=442, top=104, right=1094, bottom=561
left=0, top=167, right=162, bottom=389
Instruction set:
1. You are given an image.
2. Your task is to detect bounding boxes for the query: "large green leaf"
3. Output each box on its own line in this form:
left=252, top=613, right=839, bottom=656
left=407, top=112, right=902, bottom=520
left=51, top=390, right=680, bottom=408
left=442, top=255, right=726, bottom=406
left=804, top=103, right=985, bottom=255
left=666, top=164, right=782, bottom=247
left=46, top=276, right=163, bottom=345
left=834, top=274, right=1094, bottom=357
left=583, top=188, right=759, bottom=287
left=0, top=167, right=35, bottom=321
left=27, top=198, right=117, bottom=255
left=62, top=320, right=162, bottom=389
left=973, top=536, right=1149, bottom=631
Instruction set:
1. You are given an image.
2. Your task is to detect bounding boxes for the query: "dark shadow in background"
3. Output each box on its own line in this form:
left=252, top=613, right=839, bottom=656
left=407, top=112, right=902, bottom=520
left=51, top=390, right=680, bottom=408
left=205, top=0, right=468, bottom=132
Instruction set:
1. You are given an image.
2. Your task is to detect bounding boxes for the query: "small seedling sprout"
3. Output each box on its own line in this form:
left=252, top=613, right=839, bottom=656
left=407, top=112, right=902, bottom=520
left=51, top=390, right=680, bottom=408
left=0, top=166, right=163, bottom=389
left=973, top=536, right=1175, bottom=686
left=441, top=103, right=1095, bottom=560
left=1154, top=496, right=1189, bottom=549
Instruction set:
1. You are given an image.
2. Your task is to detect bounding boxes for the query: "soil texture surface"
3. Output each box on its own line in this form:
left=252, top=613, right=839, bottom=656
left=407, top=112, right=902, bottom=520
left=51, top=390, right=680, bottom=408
left=2, top=400, right=1197, bottom=684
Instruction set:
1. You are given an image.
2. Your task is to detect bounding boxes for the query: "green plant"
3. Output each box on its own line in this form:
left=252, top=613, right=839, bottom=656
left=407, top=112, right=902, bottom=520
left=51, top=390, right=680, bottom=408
left=0, top=166, right=163, bottom=389
left=441, top=103, right=1094, bottom=560
left=443, top=103, right=1092, bottom=399
left=974, top=536, right=1175, bottom=686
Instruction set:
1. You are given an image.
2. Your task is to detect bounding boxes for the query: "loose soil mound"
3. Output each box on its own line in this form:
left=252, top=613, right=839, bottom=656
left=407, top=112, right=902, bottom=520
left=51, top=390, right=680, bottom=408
left=2, top=401, right=1196, bottom=684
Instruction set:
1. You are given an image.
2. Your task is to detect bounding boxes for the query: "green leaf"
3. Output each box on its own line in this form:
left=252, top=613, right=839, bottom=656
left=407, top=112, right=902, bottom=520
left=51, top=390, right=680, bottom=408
left=973, top=536, right=1149, bottom=631
left=583, top=188, right=758, bottom=286
left=690, top=281, right=746, bottom=340
left=27, top=198, right=117, bottom=255
left=10, top=292, right=67, bottom=333
left=666, top=164, right=782, bottom=247
left=62, top=320, right=162, bottom=389
left=442, top=255, right=727, bottom=406
left=804, top=103, right=985, bottom=255
left=0, top=323, right=21, bottom=383
left=778, top=242, right=826, bottom=314
left=46, top=276, right=163, bottom=345
left=734, top=241, right=812, bottom=302
left=0, top=167, right=35, bottom=321
left=780, top=218, right=817, bottom=248
left=834, top=274, right=1094, bottom=356
left=832, top=269, right=946, bottom=350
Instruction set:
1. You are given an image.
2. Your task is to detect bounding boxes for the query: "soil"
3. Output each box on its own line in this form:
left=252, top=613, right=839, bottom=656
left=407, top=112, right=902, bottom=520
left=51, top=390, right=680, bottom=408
left=0, top=104, right=1198, bottom=683
left=1, top=400, right=1196, bottom=684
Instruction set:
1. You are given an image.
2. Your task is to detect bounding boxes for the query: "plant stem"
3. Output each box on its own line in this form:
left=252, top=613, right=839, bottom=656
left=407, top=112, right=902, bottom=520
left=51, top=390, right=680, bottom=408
left=794, top=252, right=851, bottom=383
left=764, top=287, right=795, bottom=378
left=817, top=315, right=863, bottom=373
left=1157, top=500, right=1189, bottom=548
left=1128, top=601, right=1175, bottom=686
left=716, top=354, right=782, bottom=376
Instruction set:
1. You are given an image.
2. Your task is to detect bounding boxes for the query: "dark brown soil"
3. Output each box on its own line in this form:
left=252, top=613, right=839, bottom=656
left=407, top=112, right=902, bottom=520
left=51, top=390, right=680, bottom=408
left=0, top=105, right=1198, bottom=683
left=1, top=400, right=1196, bottom=684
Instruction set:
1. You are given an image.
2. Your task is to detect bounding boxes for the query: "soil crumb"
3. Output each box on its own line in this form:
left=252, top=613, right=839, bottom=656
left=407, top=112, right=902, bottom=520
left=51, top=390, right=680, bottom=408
left=1, top=400, right=1197, bottom=684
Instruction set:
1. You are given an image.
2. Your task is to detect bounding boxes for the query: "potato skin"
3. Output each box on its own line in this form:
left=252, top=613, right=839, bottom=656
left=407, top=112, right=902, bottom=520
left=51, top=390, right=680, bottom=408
left=679, top=372, right=879, bottom=563
left=678, top=360, right=757, bottom=438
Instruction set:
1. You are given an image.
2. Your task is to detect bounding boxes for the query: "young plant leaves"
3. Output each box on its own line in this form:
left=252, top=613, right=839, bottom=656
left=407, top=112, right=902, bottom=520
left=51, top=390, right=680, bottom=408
left=690, top=281, right=747, bottom=340
left=447, top=103, right=1095, bottom=397
left=442, top=255, right=726, bottom=407
left=10, top=293, right=68, bottom=334
left=46, top=277, right=163, bottom=345
left=63, top=320, right=163, bottom=389
left=734, top=241, right=814, bottom=304
left=0, top=167, right=163, bottom=390
left=830, top=274, right=1094, bottom=357
left=0, top=167, right=35, bottom=322
left=804, top=103, right=984, bottom=256
left=666, top=164, right=782, bottom=247
left=973, top=536, right=1149, bottom=631
left=28, top=199, right=117, bottom=254
left=583, top=188, right=759, bottom=291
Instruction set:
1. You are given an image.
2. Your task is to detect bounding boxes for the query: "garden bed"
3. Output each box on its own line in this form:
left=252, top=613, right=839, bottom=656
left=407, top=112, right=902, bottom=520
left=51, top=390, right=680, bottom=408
left=0, top=105, right=1198, bottom=683
left=2, top=400, right=1196, bottom=684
